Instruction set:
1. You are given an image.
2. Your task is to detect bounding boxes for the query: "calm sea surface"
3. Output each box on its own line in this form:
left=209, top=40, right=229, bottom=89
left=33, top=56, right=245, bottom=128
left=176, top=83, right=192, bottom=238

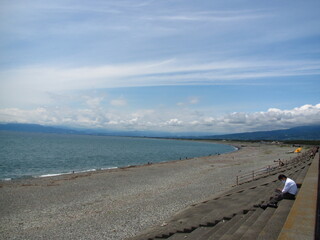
left=0, top=131, right=236, bottom=180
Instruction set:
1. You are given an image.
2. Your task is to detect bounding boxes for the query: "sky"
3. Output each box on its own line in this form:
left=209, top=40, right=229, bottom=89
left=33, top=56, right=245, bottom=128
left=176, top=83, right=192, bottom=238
left=0, top=0, right=320, bottom=134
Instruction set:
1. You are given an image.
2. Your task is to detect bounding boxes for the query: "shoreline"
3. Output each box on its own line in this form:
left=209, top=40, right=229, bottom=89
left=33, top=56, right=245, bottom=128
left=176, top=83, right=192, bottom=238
left=0, top=140, right=238, bottom=183
left=0, top=142, right=298, bottom=240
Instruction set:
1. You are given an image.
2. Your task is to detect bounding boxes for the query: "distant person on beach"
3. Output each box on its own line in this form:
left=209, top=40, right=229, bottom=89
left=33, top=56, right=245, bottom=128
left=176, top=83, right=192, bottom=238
left=258, top=174, right=297, bottom=209
left=278, top=159, right=284, bottom=167
left=274, top=159, right=284, bottom=167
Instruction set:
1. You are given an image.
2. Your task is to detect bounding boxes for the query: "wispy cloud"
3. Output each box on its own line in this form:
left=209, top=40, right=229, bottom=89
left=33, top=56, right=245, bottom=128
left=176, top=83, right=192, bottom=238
left=177, top=97, right=200, bottom=107
left=1, top=58, right=319, bottom=90
left=150, top=9, right=269, bottom=22
left=1, top=56, right=319, bottom=110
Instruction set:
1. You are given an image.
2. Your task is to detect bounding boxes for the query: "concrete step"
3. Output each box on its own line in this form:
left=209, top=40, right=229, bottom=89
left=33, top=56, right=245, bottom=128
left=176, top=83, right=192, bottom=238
left=295, top=164, right=310, bottom=184
left=195, top=218, right=231, bottom=240
left=238, top=183, right=281, bottom=206
left=293, top=163, right=308, bottom=175
left=188, top=164, right=305, bottom=237
left=207, top=212, right=253, bottom=240
left=226, top=208, right=264, bottom=240
left=166, top=232, right=189, bottom=239
left=255, top=166, right=303, bottom=206
left=278, top=151, right=318, bottom=240
left=185, top=217, right=235, bottom=240
left=179, top=226, right=212, bottom=239
left=219, top=210, right=255, bottom=240
left=158, top=193, right=258, bottom=237
left=231, top=161, right=304, bottom=193
left=256, top=199, right=294, bottom=240
left=131, top=161, right=311, bottom=240
left=165, top=216, right=235, bottom=240
left=239, top=207, right=277, bottom=240
left=198, top=197, right=259, bottom=227
left=198, top=177, right=291, bottom=227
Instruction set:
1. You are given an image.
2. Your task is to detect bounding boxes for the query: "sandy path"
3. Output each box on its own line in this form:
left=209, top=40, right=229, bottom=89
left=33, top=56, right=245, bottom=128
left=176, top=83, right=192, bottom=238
left=0, top=142, right=298, bottom=240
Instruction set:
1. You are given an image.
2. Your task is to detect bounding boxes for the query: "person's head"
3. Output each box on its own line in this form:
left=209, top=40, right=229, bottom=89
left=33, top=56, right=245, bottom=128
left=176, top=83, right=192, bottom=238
left=278, top=174, right=287, bottom=183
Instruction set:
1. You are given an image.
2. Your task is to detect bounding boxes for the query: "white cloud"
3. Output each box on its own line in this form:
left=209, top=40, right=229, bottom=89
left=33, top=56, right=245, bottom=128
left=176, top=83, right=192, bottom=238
left=164, top=118, right=183, bottom=126
left=110, top=97, right=127, bottom=107
left=176, top=102, right=185, bottom=107
left=217, top=104, right=320, bottom=132
left=84, top=96, right=104, bottom=108
left=189, top=97, right=199, bottom=104
left=1, top=104, right=319, bottom=133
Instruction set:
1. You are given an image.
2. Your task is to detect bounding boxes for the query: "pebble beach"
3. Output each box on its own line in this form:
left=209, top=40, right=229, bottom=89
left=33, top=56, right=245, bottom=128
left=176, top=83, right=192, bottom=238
left=0, top=141, right=298, bottom=240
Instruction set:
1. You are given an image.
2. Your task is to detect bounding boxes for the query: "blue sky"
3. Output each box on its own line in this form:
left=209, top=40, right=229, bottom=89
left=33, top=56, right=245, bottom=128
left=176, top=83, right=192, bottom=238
left=0, top=0, right=320, bottom=134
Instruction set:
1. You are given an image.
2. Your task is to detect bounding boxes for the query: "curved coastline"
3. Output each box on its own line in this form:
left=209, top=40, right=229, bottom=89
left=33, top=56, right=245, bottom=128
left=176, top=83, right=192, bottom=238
left=1, top=141, right=296, bottom=240
left=1, top=139, right=237, bottom=182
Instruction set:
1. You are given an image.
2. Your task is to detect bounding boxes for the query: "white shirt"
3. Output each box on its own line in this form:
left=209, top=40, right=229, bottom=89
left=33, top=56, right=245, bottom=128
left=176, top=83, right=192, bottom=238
left=282, top=177, right=298, bottom=195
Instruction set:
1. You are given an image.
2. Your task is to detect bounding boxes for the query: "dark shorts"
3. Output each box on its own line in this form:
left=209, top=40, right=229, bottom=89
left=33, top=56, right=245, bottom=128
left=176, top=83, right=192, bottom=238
left=273, top=192, right=296, bottom=202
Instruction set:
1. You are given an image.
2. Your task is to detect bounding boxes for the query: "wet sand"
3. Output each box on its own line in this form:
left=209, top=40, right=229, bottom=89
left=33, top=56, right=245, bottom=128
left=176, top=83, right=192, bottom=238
left=0, top=141, right=298, bottom=240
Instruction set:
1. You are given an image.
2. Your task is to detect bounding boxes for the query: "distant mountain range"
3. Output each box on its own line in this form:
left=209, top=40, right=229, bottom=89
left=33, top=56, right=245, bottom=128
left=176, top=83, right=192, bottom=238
left=203, top=125, right=320, bottom=141
left=0, top=123, right=81, bottom=135
left=0, top=123, right=203, bottom=138
left=0, top=123, right=320, bottom=140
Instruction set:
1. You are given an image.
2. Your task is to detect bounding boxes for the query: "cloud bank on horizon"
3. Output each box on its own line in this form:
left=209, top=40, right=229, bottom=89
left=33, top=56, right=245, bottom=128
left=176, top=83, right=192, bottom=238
left=1, top=104, right=320, bottom=134
left=0, top=0, right=319, bottom=134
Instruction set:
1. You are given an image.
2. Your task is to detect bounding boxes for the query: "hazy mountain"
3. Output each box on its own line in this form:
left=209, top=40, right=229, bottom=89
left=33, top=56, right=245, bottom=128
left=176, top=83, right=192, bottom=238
left=0, top=123, right=81, bottom=134
left=0, top=123, right=212, bottom=138
left=204, top=125, right=320, bottom=140
left=1, top=123, right=320, bottom=140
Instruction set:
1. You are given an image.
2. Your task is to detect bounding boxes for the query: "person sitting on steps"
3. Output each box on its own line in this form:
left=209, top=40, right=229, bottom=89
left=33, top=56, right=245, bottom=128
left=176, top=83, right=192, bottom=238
left=257, top=174, right=298, bottom=209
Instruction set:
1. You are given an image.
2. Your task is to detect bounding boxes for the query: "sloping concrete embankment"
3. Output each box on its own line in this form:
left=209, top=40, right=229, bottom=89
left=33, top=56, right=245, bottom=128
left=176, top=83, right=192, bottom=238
left=277, top=151, right=319, bottom=240
left=128, top=147, right=318, bottom=240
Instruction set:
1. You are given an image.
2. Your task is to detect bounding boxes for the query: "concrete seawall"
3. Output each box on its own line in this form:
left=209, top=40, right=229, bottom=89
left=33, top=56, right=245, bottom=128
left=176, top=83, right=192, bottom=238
left=278, top=151, right=319, bottom=240
left=129, top=147, right=318, bottom=240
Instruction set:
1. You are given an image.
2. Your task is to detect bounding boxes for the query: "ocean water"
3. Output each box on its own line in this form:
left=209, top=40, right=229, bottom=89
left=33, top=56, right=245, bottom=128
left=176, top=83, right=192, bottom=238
left=0, top=131, right=236, bottom=180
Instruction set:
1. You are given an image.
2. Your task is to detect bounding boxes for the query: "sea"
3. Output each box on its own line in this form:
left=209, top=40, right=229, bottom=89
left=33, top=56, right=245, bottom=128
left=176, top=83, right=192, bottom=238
left=0, top=131, right=237, bottom=181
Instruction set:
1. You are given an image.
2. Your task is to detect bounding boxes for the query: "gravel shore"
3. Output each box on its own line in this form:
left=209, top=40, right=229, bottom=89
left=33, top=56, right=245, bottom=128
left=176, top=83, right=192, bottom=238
left=0, top=141, right=297, bottom=240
